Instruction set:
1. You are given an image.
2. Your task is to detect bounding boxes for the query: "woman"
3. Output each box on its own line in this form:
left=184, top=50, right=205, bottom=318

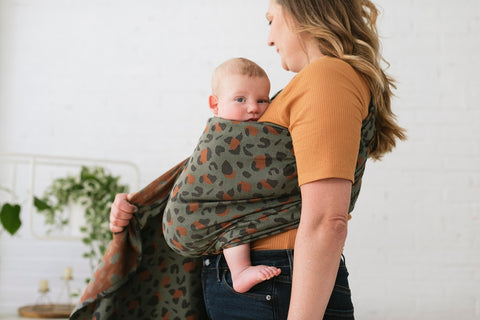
left=110, top=0, right=405, bottom=319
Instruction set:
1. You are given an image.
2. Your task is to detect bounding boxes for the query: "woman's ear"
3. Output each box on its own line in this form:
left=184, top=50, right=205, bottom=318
left=208, top=95, right=219, bottom=115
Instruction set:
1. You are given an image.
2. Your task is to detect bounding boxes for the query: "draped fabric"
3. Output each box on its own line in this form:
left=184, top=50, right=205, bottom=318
left=162, top=118, right=301, bottom=257
left=69, top=159, right=209, bottom=320
left=70, top=110, right=374, bottom=320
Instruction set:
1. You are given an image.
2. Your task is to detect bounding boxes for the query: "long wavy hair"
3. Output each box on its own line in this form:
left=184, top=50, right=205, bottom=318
left=276, top=0, right=406, bottom=159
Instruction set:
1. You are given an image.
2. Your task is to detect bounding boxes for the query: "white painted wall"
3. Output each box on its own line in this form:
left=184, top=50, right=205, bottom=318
left=0, top=0, right=479, bottom=318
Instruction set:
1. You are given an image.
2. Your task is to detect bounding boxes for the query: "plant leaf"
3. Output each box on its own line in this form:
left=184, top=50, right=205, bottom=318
left=33, top=165, right=129, bottom=278
left=34, top=197, right=51, bottom=211
left=0, top=203, right=22, bottom=235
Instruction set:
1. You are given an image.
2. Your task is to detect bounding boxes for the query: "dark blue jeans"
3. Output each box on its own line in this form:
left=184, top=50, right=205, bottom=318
left=201, top=250, right=354, bottom=320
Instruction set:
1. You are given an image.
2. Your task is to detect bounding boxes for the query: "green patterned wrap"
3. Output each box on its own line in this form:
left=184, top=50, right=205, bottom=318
left=162, top=118, right=302, bottom=257
left=69, top=107, right=375, bottom=320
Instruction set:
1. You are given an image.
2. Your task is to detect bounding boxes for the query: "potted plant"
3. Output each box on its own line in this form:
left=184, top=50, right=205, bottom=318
left=34, top=166, right=129, bottom=276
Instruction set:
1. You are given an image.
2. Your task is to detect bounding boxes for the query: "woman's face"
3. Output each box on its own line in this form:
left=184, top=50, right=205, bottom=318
left=266, top=0, right=322, bottom=73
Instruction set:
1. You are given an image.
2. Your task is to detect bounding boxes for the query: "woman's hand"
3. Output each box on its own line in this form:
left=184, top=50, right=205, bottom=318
left=109, top=193, right=137, bottom=233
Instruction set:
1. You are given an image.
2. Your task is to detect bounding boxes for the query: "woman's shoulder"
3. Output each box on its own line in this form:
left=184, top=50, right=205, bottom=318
left=308, top=55, right=348, bottom=69
left=280, top=56, right=370, bottom=117
left=293, top=56, right=369, bottom=105
left=299, top=56, right=361, bottom=83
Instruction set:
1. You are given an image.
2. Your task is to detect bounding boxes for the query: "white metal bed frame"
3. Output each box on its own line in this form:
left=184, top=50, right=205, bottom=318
left=0, top=152, right=140, bottom=240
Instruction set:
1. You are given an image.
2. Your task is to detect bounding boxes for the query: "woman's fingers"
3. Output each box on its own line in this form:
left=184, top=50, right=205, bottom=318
left=126, top=192, right=137, bottom=202
left=109, top=223, right=125, bottom=234
left=113, top=193, right=137, bottom=216
left=109, top=193, right=137, bottom=232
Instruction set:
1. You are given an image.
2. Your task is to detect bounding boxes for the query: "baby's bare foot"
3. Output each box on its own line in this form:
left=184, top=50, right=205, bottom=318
left=232, top=265, right=281, bottom=293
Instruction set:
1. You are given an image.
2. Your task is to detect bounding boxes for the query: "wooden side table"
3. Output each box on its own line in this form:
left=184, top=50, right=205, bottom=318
left=17, top=304, right=74, bottom=319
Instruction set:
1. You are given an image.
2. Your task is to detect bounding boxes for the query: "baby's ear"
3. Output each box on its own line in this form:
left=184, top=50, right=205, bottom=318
left=208, top=95, right=219, bottom=115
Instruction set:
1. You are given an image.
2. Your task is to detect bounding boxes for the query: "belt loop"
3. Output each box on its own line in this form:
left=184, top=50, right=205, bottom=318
left=215, top=254, right=222, bottom=282
left=286, top=249, right=294, bottom=278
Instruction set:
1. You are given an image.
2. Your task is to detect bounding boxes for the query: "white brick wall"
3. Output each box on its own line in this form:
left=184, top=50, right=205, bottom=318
left=1, top=0, right=479, bottom=318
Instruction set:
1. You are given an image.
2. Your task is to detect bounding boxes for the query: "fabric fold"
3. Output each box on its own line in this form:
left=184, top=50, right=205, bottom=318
left=162, top=118, right=301, bottom=257
left=70, top=109, right=375, bottom=319
left=70, top=159, right=208, bottom=320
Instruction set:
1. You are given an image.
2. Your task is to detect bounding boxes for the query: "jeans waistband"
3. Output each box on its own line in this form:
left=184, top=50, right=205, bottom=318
left=203, top=249, right=345, bottom=270
left=203, top=249, right=295, bottom=282
left=203, top=249, right=294, bottom=268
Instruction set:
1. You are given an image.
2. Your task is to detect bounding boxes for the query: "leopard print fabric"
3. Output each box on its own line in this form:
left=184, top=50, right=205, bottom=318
left=70, top=108, right=375, bottom=320
left=162, top=108, right=374, bottom=257
left=70, top=160, right=208, bottom=320
left=163, top=118, right=301, bottom=257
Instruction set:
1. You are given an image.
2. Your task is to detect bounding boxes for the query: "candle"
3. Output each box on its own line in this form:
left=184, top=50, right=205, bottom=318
left=39, top=279, right=49, bottom=293
left=63, top=267, right=73, bottom=280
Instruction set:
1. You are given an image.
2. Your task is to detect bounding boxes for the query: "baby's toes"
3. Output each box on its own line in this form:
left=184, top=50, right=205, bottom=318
left=262, top=266, right=281, bottom=279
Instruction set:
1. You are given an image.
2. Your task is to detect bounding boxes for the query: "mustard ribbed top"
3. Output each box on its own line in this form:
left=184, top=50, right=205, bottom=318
left=252, top=56, right=370, bottom=250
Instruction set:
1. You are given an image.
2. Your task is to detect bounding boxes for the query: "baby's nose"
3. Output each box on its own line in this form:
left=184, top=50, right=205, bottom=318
left=248, top=103, right=260, bottom=113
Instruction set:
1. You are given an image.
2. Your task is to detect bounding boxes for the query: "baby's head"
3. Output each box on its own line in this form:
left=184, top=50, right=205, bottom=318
left=209, top=58, right=270, bottom=121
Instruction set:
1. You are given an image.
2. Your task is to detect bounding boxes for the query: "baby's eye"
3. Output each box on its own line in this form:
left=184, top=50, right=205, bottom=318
left=258, top=99, right=270, bottom=104
left=235, top=97, right=246, bottom=103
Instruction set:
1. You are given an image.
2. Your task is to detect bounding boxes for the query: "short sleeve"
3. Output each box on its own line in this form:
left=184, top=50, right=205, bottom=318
left=288, top=58, right=369, bottom=185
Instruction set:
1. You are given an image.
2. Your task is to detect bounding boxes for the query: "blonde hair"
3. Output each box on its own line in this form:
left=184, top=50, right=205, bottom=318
left=211, top=58, right=269, bottom=95
left=276, top=0, right=406, bottom=159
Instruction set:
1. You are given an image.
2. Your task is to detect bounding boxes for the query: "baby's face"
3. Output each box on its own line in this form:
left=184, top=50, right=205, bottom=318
left=214, top=74, right=270, bottom=121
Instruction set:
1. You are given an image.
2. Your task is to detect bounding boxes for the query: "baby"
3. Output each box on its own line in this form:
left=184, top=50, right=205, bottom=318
left=207, top=58, right=281, bottom=293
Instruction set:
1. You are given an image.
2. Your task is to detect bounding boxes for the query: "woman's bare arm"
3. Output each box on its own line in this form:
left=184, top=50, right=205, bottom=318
left=288, top=178, right=351, bottom=319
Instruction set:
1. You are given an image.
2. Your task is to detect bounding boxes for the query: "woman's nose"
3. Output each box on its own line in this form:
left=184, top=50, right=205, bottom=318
left=267, top=31, right=274, bottom=47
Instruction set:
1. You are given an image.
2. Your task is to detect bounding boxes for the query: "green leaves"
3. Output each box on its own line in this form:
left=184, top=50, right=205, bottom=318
left=33, top=166, right=129, bottom=274
left=33, top=197, right=51, bottom=211
left=0, top=203, right=22, bottom=235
